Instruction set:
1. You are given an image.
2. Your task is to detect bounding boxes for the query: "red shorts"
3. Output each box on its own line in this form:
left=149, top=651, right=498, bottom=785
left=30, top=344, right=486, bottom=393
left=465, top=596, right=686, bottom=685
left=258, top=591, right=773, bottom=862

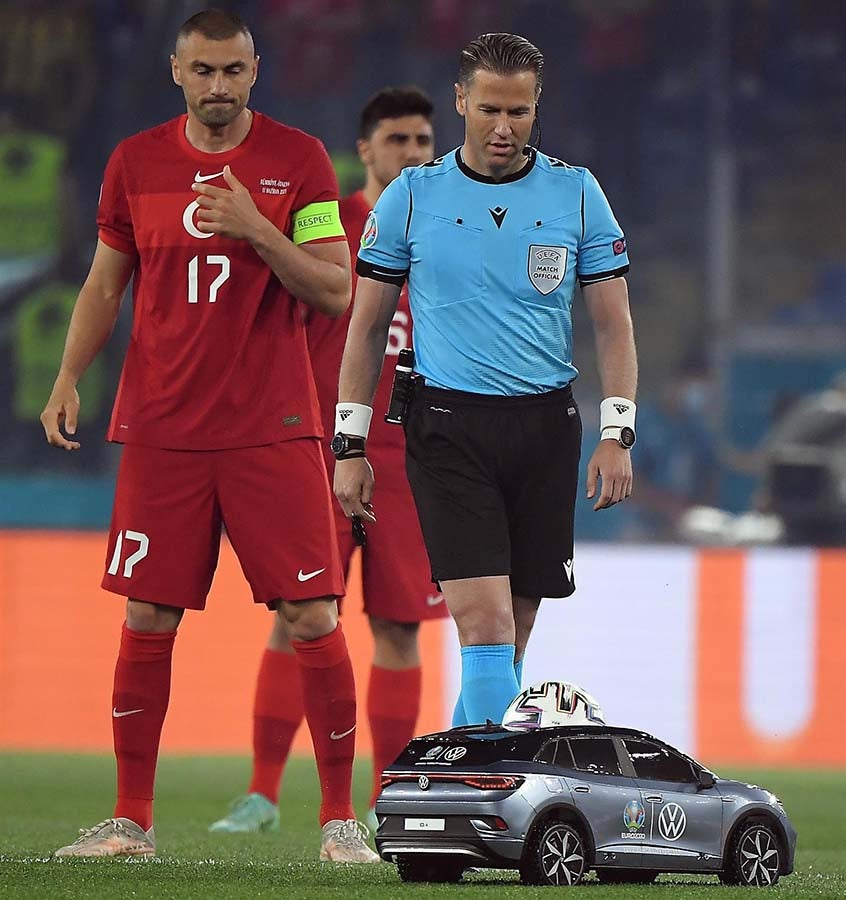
left=327, top=451, right=448, bottom=624
left=103, top=441, right=344, bottom=609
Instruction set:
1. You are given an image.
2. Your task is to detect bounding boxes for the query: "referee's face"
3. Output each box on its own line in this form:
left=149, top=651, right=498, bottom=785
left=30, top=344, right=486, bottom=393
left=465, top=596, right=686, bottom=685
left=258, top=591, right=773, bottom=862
left=455, top=69, right=538, bottom=179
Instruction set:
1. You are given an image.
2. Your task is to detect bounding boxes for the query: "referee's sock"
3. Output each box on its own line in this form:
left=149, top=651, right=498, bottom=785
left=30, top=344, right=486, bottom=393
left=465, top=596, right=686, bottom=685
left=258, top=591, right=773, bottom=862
left=451, top=693, right=468, bottom=728
left=460, top=644, right=519, bottom=725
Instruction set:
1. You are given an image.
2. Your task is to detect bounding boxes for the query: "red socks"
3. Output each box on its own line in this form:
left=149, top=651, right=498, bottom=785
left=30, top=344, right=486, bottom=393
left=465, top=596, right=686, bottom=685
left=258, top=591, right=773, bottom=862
left=112, top=624, right=176, bottom=831
left=248, top=648, right=305, bottom=803
left=292, top=624, right=356, bottom=825
left=367, top=665, right=421, bottom=808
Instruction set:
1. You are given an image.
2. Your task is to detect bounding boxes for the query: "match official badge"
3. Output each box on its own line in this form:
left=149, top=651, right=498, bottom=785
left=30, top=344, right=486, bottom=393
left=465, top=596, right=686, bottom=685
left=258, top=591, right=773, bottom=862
left=528, top=245, right=567, bottom=295
left=361, top=210, right=378, bottom=249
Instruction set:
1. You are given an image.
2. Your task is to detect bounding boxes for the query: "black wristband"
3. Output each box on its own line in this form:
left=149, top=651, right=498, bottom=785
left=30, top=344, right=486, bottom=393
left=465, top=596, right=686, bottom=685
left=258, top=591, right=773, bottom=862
left=330, top=433, right=367, bottom=460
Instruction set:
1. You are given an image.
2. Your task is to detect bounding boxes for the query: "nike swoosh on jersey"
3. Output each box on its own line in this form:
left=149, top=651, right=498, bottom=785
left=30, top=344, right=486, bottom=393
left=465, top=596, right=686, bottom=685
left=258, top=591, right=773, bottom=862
left=112, top=707, right=144, bottom=718
left=298, top=567, right=327, bottom=582
left=426, top=594, right=444, bottom=606
left=329, top=725, right=356, bottom=741
left=194, top=170, right=224, bottom=182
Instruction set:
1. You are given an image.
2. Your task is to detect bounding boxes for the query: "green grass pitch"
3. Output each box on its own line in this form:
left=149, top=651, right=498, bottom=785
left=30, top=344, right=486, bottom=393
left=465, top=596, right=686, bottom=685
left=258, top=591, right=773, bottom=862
left=1, top=754, right=844, bottom=899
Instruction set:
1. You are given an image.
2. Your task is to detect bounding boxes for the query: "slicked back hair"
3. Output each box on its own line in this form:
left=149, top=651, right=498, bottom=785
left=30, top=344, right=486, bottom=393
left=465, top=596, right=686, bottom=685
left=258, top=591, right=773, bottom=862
left=176, top=8, right=254, bottom=55
left=458, top=33, right=543, bottom=97
left=359, top=86, right=434, bottom=139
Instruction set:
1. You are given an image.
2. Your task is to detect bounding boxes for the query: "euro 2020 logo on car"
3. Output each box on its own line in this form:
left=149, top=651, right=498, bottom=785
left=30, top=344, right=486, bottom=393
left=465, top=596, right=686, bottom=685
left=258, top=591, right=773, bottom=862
left=622, top=799, right=646, bottom=839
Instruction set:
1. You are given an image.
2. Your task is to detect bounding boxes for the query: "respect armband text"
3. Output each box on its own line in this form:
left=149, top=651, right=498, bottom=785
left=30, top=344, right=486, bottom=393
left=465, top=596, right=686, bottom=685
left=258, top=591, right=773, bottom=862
left=291, top=200, right=345, bottom=245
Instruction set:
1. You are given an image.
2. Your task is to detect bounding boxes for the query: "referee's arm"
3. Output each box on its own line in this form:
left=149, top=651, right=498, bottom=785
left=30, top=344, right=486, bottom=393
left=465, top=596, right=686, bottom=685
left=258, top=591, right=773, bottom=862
left=338, top=276, right=402, bottom=408
left=334, top=275, right=403, bottom=521
left=583, top=276, right=638, bottom=510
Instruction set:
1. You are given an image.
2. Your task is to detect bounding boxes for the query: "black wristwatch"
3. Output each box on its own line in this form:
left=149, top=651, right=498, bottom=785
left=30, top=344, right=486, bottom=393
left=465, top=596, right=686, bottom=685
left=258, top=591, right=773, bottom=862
left=330, top=432, right=367, bottom=460
left=602, top=425, right=637, bottom=449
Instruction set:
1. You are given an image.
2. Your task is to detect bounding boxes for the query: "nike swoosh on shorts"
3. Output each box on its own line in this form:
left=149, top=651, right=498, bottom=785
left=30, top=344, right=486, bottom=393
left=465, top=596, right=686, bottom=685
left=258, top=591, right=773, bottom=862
left=298, top=567, right=326, bottom=582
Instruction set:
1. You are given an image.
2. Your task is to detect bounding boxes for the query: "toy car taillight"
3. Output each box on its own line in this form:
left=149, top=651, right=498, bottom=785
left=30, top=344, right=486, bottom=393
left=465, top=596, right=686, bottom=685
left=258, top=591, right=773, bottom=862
left=381, top=773, right=524, bottom=790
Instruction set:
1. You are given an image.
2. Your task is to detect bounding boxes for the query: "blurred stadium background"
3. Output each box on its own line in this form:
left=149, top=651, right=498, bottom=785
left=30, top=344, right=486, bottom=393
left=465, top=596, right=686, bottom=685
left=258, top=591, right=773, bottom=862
left=1, top=0, right=845, bottom=825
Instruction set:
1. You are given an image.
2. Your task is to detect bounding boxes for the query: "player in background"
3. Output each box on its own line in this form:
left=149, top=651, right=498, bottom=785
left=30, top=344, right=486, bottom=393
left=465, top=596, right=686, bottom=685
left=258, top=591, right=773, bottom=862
left=41, top=9, right=377, bottom=863
left=208, top=86, right=444, bottom=835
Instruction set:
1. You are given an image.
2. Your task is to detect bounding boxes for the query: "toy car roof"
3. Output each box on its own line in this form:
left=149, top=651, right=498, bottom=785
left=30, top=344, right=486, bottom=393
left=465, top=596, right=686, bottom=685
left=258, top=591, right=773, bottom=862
left=391, top=723, right=706, bottom=773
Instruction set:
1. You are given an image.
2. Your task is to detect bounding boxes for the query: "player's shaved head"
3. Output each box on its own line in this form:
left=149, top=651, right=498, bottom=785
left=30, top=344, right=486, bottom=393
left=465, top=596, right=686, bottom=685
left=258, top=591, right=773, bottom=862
left=176, top=8, right=255, bottom=57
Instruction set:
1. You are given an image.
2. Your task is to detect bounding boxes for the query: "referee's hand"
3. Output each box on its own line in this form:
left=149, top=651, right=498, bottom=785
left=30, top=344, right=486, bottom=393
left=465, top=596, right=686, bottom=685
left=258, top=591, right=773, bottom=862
left=334, top=457, right=377, bottom=523
left=586, top=440, right=633, bottom=511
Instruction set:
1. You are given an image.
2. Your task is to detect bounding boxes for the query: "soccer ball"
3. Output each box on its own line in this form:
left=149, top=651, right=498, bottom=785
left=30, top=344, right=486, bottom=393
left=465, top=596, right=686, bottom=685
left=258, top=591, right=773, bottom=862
left=502, top=680, right=605, bottom=731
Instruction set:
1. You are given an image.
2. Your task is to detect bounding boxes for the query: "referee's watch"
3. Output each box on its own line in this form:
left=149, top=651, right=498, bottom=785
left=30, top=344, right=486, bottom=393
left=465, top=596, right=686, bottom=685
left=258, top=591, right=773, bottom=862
left=601, top=425, right=636, bottom=449
left=331, top=433, right=367, bottom=460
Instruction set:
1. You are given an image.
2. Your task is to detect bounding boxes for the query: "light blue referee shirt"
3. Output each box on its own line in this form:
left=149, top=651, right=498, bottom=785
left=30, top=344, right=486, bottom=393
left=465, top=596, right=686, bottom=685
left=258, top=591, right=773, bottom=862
left=356, top=147, right=630, bottom=395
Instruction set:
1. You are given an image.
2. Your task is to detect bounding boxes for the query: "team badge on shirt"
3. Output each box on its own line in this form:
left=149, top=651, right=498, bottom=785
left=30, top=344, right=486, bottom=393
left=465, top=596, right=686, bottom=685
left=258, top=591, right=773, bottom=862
left=361, top=210, right=378, bottom=249
left=528, top=245, right=568, bottom=295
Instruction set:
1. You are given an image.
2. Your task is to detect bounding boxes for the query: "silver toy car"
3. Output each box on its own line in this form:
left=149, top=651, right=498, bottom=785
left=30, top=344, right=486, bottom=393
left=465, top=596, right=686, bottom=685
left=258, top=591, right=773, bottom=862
left=375, top=724, right=796, bottom=887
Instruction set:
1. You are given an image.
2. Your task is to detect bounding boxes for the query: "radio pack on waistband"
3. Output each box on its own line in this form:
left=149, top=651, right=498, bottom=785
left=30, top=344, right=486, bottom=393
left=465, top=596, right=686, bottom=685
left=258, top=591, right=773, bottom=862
left=385, top=347, right=420, bottom=425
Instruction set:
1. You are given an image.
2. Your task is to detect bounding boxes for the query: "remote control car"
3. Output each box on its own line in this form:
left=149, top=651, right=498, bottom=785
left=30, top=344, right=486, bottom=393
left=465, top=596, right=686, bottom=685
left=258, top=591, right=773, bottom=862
left=375, top=719, right=796, bottom=887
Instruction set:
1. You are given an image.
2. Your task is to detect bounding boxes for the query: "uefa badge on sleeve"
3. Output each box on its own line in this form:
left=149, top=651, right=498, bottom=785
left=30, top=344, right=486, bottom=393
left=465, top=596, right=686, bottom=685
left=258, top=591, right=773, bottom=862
left=361, top=211, right=378, bottom=249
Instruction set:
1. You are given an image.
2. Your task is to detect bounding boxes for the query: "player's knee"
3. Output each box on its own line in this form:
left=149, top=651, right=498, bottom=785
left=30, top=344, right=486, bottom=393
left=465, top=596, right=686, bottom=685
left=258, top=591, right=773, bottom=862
left=125, top=598, right=183, bottom=633
left=370, top=616, right=419, bottom=661
left=278, top=597, right=338, bottom=642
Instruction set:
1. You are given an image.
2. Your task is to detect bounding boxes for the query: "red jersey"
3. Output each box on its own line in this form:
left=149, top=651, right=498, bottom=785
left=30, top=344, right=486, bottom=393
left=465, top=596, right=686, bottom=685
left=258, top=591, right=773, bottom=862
left=307, top=190, right=412, bottom=461
left=98, top=112, right=345, bottom=450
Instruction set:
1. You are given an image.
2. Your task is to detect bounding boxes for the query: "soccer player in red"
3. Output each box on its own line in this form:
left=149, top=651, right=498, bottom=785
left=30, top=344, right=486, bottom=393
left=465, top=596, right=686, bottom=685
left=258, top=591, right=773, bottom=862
left=208, top=87, right=446, bottom=835
left=41, top=9, right=377, bottom=863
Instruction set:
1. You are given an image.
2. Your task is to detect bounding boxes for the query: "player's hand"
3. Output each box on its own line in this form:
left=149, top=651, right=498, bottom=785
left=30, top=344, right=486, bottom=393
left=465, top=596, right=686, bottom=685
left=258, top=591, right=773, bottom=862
left=192, top=165, right=266, bottom=241
left=40, top=377, right=81, bottom=450
left=334, top=457, right=377, bottom=523
left=586, top=440, right=633, bottom=510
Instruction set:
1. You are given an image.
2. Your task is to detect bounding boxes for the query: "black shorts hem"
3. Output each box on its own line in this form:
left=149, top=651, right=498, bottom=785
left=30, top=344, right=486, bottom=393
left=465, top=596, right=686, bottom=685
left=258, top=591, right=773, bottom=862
left=510, top=581, right=576, bottom=600
left=431, top=567, right=511, bottom=584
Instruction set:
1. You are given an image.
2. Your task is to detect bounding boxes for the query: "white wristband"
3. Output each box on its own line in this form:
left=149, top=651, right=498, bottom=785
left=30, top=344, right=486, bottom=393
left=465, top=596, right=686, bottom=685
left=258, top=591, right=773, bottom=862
left=335, top=402, right=373, bottom=438
left=599, top=396, right=636, bottom=437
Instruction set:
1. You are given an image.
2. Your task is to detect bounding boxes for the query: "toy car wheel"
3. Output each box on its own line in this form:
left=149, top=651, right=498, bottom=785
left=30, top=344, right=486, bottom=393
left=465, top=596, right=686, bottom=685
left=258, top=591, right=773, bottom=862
left=520, top=820, right=586, bottom=886
left=596, top=868, right=658, bottom=884
left=720, top=821, right=781, bottom=887
left=395, top=854, right=464, bottom=883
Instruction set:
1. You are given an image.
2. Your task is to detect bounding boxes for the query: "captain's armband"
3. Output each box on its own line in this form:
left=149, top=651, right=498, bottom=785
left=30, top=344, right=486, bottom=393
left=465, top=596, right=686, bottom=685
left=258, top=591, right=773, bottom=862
left=291, top=200, right=345, bottom=245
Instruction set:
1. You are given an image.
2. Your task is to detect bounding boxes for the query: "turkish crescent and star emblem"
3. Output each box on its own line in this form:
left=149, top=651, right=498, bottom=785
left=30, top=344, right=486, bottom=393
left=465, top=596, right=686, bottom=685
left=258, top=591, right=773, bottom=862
left=528, top=245, right=567, bottom=295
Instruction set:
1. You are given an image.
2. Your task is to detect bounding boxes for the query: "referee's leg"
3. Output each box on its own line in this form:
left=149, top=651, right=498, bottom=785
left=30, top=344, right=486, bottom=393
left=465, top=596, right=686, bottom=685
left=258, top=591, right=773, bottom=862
left=440, top=575, right=520, bottom=726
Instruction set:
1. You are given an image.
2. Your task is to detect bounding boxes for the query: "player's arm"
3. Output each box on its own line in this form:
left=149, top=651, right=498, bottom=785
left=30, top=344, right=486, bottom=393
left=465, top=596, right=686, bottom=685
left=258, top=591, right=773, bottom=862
left=250, top=218, right=350, bottom=318
left=333, top=276, right=402, bottom=522
left=40, top=240, right=136, bottom=450
left=193, top=166, right=350, bottom=317
left=583, top=276, right=638, bottom=509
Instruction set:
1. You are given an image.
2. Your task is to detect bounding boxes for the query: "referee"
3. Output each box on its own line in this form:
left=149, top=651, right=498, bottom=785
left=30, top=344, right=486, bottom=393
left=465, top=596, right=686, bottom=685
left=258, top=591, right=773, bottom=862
left=334, top=33, right=638, bottom=726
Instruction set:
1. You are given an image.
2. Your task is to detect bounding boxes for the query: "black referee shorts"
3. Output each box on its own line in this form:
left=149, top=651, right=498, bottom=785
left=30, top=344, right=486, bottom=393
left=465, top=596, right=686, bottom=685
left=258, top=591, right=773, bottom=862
left=404, top=383, right=581, bottom=599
